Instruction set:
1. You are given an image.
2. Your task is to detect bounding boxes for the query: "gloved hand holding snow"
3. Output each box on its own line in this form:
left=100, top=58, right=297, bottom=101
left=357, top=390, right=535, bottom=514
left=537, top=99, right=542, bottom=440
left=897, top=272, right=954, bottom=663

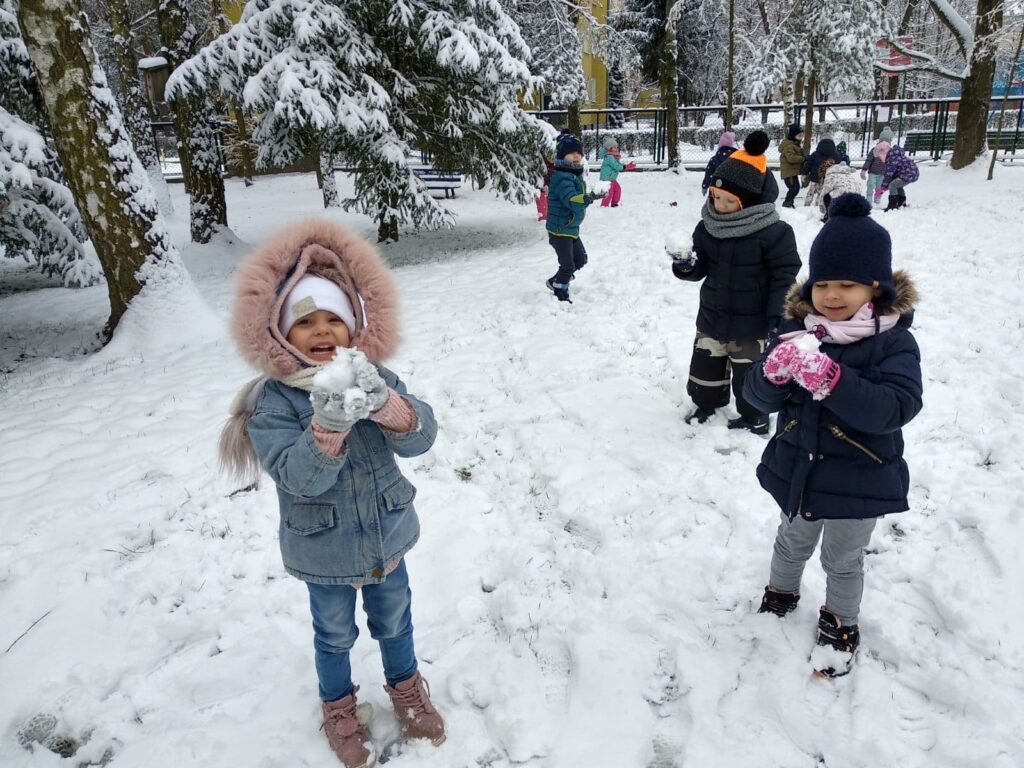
left=589, top=179, right=611, bottom=197
left=665, top=231, right=698, bottom=269
left=763, top=335, right=821, bottom=386
left=310, top=348, right=379, bottom=431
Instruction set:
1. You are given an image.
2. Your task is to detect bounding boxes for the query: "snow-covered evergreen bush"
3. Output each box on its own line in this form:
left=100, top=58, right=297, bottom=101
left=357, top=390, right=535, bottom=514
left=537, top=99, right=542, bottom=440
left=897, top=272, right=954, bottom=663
left=0, top=0, right=101, bottom=287
left=167, top=0, right=551, bottom=241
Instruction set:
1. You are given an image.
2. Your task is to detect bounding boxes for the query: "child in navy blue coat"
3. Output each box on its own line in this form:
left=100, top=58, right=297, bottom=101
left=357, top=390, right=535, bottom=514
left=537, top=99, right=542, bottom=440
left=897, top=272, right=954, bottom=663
left=744, top=193, right=923, bottom=678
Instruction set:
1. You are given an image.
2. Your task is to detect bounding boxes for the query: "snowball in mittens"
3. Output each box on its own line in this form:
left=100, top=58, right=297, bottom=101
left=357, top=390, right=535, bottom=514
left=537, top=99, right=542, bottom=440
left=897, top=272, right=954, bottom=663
left=793, top=334, right=821, bottom=354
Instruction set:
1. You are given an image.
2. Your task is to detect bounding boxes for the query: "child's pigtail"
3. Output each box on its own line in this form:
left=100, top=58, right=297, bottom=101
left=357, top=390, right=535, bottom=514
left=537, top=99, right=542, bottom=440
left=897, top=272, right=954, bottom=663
left=217, top=376, right=267, bottom=489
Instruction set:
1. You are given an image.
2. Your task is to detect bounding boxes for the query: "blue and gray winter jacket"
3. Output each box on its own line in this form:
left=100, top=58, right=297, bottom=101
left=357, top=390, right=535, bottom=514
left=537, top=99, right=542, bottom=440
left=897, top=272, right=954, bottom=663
left=546, top=163, right=590, bottom=238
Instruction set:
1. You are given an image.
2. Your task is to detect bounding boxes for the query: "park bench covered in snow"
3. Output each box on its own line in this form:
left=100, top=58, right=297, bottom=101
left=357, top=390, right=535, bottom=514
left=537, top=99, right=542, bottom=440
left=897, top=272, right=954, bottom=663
left=411, top=165, right=462, bottom=198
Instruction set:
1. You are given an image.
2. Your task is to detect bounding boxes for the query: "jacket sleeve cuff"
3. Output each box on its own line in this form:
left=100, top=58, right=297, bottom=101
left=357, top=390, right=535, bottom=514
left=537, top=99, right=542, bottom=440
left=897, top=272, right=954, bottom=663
left=311, top=422, right=349, bottom=457
left=369, top=389, right=418, bottom=433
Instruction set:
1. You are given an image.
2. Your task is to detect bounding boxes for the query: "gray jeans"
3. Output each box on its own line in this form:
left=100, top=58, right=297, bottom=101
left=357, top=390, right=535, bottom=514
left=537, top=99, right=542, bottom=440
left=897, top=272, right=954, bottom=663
left=889, top=178, right=907, bottom=198
left=768, top=513, right=877, bottom=625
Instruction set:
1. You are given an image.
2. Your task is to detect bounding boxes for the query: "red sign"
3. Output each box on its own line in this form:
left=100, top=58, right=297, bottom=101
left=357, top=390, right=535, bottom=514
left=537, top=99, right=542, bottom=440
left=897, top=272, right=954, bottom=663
left=877, top=37, right=913, bottom=76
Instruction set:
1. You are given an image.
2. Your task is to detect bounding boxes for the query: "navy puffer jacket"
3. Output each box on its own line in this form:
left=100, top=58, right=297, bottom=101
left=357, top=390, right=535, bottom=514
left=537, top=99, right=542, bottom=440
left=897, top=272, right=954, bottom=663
left=743, top=272, right=923, bottom=521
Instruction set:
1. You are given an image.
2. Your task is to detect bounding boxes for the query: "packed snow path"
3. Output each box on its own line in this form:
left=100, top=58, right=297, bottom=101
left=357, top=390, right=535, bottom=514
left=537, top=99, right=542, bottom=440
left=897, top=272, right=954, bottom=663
left=1, top=165, right=1022, bottom=768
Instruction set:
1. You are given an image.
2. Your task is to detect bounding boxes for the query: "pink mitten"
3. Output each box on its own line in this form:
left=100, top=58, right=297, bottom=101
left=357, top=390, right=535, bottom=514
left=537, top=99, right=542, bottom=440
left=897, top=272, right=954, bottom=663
left=763, top=341, right=801, bottom=385
left=625, top=162, right=637, bottom=171
left=791, top=351, right=842, bottom=400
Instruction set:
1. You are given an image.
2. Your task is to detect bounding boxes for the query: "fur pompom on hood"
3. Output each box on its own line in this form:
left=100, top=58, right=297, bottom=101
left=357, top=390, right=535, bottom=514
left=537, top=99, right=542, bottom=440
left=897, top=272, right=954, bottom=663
left=783, top=269, right=918, bottom=321
left=231, top=218, right=400, bottom=379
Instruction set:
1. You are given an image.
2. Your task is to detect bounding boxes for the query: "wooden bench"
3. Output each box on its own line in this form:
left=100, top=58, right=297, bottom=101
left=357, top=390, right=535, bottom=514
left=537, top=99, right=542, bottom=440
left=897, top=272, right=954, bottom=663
left=904, top=130, right=1020, bottom=156
left=411, top=166, right=462, bottom=198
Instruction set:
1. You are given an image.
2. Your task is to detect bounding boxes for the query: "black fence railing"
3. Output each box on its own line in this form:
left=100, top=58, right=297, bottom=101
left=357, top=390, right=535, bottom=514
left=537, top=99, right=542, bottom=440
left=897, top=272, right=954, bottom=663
left=527, top=98, right=1023, bottom=167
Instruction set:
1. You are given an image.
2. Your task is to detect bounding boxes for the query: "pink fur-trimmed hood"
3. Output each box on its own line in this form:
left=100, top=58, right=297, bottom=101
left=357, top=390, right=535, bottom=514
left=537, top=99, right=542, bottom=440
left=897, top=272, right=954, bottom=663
left=231, top=219, right=400, bottom=379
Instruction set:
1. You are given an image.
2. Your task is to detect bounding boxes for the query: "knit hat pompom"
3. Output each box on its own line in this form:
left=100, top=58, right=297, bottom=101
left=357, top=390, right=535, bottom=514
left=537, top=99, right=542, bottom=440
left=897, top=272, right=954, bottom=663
left=802, top=193, right=896, bottom=306
left=743, top=130, right=770, bottom=156
left=828, top=192, right=872, bottom=219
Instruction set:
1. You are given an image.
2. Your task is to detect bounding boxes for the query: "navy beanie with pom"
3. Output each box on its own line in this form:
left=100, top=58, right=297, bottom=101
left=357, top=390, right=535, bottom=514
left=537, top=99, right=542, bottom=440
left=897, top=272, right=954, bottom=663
left=556, top=134, right=584, bottom=159
left=802, top=193, right=896, bottom=305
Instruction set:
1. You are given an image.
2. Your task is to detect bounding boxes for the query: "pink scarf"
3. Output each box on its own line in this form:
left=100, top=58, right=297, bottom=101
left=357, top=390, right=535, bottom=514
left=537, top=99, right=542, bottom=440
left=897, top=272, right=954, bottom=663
left=780, top=302, right=899, bottom=346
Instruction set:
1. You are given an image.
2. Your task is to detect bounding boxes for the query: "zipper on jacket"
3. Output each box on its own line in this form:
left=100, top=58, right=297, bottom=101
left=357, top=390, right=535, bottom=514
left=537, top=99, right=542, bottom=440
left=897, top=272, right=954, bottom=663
left=829, top=425, right=884, bottom=464
left=770, top=418, right=798, bottom=443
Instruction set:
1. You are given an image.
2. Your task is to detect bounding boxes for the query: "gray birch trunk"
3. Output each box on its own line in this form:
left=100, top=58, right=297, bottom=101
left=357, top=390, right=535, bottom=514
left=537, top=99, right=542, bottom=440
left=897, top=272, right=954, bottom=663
left=318, top=146, right=339, bottom=208
left=17, top=0, right=177, bottom=340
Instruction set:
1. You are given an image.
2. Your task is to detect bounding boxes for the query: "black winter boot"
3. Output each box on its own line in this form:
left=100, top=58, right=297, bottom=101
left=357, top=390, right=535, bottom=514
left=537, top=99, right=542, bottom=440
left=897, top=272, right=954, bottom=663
left=685, top=407, right=714, bottom=425
left=728, top=414, right=769, bottom=435
left=545, top=278, right=571, bottom=303
left=812, top=608, right=860, bottom=678
left=758, top=586, right=800, bottom=617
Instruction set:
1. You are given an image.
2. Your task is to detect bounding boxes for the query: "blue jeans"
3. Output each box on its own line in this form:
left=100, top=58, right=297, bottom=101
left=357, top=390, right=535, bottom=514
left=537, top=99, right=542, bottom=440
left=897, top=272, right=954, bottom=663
left=306, top=559, right=417, bottom=702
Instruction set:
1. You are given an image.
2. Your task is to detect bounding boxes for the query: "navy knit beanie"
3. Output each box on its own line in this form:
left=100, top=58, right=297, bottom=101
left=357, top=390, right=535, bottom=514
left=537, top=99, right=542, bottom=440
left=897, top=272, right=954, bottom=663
left=787, top=123, right=803, bottom=140
left=802, top=193, right=896, bottom=306
left=556, top=134, right=584, bottom=159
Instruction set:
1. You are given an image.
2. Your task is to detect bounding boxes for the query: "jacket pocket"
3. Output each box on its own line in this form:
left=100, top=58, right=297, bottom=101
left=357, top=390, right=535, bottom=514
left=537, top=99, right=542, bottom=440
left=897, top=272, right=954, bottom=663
left=381, top=477, right=417, bottom=511
left=285, top=503, right=336, bottom=535
left=769, top=418, right=799, bottom=444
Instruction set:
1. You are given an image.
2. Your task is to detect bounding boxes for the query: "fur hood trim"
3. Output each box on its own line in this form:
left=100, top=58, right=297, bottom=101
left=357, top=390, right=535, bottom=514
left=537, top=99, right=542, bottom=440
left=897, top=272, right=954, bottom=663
left=231, top=219, right=399, bottom=379
left=783, top=269, right=918, bottom=320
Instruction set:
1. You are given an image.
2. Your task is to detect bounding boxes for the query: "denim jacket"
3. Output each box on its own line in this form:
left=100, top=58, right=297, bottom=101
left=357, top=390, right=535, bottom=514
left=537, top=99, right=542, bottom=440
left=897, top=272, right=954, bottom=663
left=247, top=367, right=437, bottom=585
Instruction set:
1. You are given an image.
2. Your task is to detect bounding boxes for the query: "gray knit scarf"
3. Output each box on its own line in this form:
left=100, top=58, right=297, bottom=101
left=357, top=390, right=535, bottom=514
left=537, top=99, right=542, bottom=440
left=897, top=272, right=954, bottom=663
left=700, top=199, right=779, bottom=239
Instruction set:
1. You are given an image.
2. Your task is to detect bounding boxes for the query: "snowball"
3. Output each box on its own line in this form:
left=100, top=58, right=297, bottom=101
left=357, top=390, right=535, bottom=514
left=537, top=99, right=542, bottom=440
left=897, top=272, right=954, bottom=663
left=313, top=348, right=358, bottom=392
left=664, top=231, right=693, bottom=258
left=793, top=334, right=821, bottom=354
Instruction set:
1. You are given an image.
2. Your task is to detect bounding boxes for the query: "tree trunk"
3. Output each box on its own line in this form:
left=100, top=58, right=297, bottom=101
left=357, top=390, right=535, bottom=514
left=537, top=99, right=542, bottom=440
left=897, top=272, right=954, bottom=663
left=17, top=0, right=178, bottom=340
left=661, top=0, right=679, bottom=168
left=567, top=100, right=582, bottom=138
left=318, top=145, right=340, bottom=207
left=159, top=0, right=228, bottom=243
left=802, top=66, right=815, bottom=155
left=726, top=0, right=735, bottom=130
left=951, top=0, right=1003, bottom=169
left=108, top=0, right=173, bottom=214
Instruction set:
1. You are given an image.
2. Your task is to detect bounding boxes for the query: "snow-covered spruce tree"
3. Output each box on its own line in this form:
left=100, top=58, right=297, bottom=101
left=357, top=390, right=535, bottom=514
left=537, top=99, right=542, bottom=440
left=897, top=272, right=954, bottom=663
left=0, top=0, right=100, bottom=287
left=15, top=0, right=180, bottom=340
left=507, top=0, right=588, bottom=114
left=746, top=0, right=882, bottom=149
left=167, top=0, right=549, bottom=242
left=158, top=0, right=228, bottom=244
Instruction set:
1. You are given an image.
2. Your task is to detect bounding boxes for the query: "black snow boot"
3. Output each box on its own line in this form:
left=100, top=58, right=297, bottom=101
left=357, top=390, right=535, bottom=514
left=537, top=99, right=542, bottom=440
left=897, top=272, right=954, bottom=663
left=685, top=407, right=714, bottom=425
left=758, top=586, right=800, bottom=617
left=545, top=278, right=571, bottom=303
left=812, top=608, right=860, bottom=678
left=728, top=414, right=769, bottom=436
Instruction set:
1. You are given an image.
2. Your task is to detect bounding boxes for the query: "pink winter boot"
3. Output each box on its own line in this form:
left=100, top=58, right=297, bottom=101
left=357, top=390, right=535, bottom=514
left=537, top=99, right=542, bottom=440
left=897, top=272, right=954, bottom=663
left=321, top=688, right=375, bottom=768
left=384, top=672, right=446, bottom=745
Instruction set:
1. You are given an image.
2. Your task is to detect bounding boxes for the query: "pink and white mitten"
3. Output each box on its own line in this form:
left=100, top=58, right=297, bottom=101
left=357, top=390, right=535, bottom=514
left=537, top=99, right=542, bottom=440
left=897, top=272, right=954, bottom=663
left=763, top=341, right=801, bottom=385
left=791, top=351, right=842, bottom=400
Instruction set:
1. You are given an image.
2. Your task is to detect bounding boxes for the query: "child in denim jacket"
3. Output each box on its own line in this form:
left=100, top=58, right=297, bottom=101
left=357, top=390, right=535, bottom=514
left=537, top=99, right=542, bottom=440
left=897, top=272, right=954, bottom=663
left=220, top=219, right=443, bottom=768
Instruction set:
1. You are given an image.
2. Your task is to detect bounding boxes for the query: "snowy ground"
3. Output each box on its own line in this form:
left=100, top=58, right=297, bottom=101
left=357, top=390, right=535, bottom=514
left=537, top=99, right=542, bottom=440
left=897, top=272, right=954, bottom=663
left=2, top=161, right=1023, bottom=768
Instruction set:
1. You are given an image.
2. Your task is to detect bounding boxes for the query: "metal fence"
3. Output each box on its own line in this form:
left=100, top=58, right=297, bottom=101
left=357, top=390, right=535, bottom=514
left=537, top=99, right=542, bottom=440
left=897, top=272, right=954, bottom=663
left=528, top=98, right=1023, bottom=166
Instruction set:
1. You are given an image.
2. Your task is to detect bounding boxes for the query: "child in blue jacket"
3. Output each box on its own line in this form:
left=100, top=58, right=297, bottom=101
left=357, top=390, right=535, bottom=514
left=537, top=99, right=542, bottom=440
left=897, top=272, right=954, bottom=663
left=546, top=134, right=599, bottom=302
left=744, top=193, right=923, bottom=678
left=219, top=219, right=445, bottom=767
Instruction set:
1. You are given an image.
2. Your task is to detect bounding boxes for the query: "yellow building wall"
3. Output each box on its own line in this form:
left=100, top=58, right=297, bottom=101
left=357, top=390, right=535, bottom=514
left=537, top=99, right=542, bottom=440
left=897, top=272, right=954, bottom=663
left=579, top=1, right=609, bottom=124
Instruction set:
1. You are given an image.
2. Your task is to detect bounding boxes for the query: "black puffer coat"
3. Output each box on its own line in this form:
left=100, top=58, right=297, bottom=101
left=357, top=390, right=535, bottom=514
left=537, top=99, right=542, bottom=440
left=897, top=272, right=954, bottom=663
left=743, top=272, right=923, bottom=521
left=802, top=139, right=841, bottom=184
left=673, top=190, right=800, bottom=340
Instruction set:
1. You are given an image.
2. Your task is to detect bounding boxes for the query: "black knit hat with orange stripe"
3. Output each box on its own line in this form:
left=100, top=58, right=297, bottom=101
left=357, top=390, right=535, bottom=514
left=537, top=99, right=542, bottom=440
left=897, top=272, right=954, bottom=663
left=710, top=130, right=771, bottom=208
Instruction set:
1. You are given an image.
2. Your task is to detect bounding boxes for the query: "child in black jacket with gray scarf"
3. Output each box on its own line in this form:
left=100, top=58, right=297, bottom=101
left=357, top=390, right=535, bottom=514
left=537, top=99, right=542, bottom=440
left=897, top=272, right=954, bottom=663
left=671, top=131, right=802, bottom=434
